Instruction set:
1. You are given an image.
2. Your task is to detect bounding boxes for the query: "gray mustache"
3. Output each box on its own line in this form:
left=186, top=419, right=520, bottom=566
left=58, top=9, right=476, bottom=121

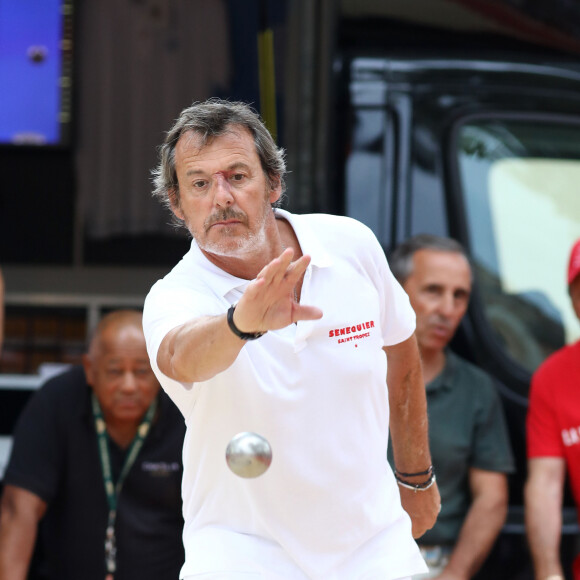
left=205, top=209, right=247, bottom=228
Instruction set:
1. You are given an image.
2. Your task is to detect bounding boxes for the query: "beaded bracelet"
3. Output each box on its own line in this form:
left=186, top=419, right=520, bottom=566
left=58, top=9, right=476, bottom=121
left=395, top=473, right=436, bottom=492
left=395, top=465, right=433, bottom=478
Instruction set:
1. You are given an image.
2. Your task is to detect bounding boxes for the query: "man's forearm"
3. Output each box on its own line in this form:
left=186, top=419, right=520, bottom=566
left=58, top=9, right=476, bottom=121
left=526, top=497, right=563, bottom=579
left=157, top=251, right=323, bottom=383
left=442, top=483, right=508, bottom=579
left=386, top=335, right=440, bottom=538
left=525, top=465, right=565, bottom=580
left=0, top=538, right=31, bottom=580
left=0, top=503, right=38, bottom=580
left=159, top=314, right=247, bottom=383
left=386, top=335, right=431, bottom=472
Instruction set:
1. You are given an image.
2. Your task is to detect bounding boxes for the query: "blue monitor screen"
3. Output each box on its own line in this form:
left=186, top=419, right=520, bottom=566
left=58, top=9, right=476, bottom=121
left=0, top=0, right=73, bottom=146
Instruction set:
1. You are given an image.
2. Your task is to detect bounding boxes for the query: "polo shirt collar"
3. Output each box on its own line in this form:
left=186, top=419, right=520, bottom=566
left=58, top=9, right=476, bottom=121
left=426, top=349, right=458, bottom=393
left=185, top=241, right=248, bottom=300
left=185, top=208, right=333, bottom=301
left=274, top=208, right=334, bottom=270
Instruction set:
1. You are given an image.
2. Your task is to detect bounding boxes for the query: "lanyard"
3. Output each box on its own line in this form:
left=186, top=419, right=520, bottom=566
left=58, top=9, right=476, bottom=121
left=91, top=392, right=158, bottom=577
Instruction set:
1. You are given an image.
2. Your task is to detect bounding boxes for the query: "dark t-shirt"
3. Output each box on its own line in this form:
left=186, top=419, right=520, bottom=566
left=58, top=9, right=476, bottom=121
left=419, top=352, right=514, bottom=544
left=4, top=366, right=186, bottom=580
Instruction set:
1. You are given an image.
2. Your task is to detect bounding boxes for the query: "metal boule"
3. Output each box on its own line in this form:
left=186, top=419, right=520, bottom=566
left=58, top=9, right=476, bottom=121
left=225, top=431, right=272, bottom=478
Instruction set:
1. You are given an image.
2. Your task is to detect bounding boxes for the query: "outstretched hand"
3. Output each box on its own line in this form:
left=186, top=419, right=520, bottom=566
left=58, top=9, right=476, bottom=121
left=233, top=248, right=323, bottom=333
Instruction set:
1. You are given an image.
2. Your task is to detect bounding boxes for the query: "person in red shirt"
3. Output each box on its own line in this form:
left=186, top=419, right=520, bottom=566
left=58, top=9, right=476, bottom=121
left=525, top=238, right=580, bottom=580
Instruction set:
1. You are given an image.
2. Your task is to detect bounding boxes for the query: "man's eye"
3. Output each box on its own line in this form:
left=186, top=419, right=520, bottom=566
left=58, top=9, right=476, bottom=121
left=193, top=180, right=208, bottom=189
left=231, top=174, right=245, bottom=182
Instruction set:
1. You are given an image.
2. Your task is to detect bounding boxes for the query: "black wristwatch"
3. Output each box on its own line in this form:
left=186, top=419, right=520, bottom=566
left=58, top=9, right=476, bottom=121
left=226, top=304, right=266, bottom=341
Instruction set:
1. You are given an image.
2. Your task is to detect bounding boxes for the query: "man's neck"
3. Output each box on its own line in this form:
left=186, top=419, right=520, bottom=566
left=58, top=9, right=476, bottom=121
left=200, top=214, right=284, bottom=280
left=419, top=348, right=447, bottom=386
left=200, top=214, right=301, bottom=281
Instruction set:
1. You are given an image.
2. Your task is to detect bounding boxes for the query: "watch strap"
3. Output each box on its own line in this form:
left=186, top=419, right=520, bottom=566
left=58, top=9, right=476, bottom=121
left=227, top=304, right=266, bottom=341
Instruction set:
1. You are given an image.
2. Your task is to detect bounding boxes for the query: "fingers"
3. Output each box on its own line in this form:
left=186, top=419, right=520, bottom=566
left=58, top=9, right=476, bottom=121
left=256, top=249, right=311, bottom=296
left=237, top=250, right=321, bottom=331
left=256, top=248, right=293, bottom=283
left=292, top=304, right=323, bottom=322
left=270, top=248, right=295, bottom=287
left=286, top=254, right=311, bottom=286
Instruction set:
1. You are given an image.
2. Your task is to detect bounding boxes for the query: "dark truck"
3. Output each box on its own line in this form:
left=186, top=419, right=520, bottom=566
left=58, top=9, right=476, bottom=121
left=325, top=51, right=580, bottom=578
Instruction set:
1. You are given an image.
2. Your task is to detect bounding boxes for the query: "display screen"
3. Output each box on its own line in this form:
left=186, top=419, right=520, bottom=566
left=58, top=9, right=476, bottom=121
left=0, top=0, right=73, bottom=146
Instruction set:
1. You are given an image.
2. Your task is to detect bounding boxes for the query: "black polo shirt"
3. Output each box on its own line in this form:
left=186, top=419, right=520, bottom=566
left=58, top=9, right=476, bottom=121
left=4, top=366, right=185, bottom=580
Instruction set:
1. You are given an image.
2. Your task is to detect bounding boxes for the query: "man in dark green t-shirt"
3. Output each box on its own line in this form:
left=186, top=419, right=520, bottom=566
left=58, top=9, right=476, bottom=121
left=389, top=235, right=514, bottom=579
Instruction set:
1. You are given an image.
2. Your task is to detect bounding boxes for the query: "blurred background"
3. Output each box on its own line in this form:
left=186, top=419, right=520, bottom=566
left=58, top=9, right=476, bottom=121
left=1, top=0, right=580, bottom=577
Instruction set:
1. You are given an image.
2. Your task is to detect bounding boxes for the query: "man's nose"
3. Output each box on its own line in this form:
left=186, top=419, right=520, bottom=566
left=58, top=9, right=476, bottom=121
left=119, top=371, right=138, bottom=392
left=438, top=293, right=455, bottom=317
left=213, top=174, right=234, bottom=207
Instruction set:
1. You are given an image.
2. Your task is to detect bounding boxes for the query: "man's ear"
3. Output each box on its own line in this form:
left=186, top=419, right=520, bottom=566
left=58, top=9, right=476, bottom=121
left=82, top=354, right=95, bottom=386
left=268, top=176, right=282, bottom=205
left=168, top=188, right=184, bottom=220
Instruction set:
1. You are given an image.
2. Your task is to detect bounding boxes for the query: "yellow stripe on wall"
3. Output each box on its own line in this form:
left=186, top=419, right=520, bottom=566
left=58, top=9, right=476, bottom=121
left=258, top=28, right=277, bottom=142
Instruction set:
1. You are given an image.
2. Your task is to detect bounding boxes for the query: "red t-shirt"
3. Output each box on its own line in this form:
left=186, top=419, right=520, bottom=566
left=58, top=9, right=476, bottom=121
left=528, top=341, right=580, bottom=504
left=528, top=341, right=580, bottom=578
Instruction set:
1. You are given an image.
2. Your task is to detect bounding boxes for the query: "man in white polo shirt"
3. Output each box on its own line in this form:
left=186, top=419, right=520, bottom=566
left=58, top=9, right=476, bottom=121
left=143, top=99, right=440, bottom=579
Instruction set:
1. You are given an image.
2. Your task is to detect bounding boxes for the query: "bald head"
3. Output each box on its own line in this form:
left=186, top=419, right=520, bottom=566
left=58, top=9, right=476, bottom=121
left=83, top=310, right=159, bottom=430
left=88, top=310, right=144, bottom=357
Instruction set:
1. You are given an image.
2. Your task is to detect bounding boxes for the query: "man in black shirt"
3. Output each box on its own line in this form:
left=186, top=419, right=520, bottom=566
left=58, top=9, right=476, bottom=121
left=0, top=310, right=185, bottom=580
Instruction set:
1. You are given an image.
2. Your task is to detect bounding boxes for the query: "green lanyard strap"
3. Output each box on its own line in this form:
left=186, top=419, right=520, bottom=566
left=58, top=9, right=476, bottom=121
left=91, top=392, right=158, bottom=577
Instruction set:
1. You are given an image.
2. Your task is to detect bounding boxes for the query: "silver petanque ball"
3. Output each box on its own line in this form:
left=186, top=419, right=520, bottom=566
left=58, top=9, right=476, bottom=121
left=225, top=432, right=272, bottom=478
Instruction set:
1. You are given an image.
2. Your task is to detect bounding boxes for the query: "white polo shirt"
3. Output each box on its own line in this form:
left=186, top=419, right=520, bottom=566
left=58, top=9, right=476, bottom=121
left=143, top=210, right=427, bottom=580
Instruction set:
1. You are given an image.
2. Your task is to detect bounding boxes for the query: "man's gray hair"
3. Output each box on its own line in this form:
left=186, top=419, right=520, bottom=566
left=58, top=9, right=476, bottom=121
left=152, top=98, right=286, bottom=227
left=389, top=234, right=471, bottom=284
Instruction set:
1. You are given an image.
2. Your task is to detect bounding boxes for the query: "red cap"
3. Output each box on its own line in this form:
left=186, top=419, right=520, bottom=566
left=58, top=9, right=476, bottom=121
left=568, top=239, right=580, bottom=286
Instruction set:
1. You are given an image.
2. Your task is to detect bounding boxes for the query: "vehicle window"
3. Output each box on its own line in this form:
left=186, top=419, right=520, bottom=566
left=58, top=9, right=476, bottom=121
left=457, top=119, right=580, bottom=374
left=345, top=108, right=394, bottom=242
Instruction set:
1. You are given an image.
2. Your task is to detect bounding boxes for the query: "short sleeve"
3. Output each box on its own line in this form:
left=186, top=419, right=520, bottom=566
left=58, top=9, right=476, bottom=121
left=527, top=368, right=563, bottom=458
left=379, top=262, right=416, bottom=347
left=345, top=219, right=415, bottom=347
left=3, top=386, right=63, bottom=502
left=143, top=276, right=227, bottom=417
left=368, top=236, right=415, bottom=346
left=144, top=284, right=201, bottom=370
